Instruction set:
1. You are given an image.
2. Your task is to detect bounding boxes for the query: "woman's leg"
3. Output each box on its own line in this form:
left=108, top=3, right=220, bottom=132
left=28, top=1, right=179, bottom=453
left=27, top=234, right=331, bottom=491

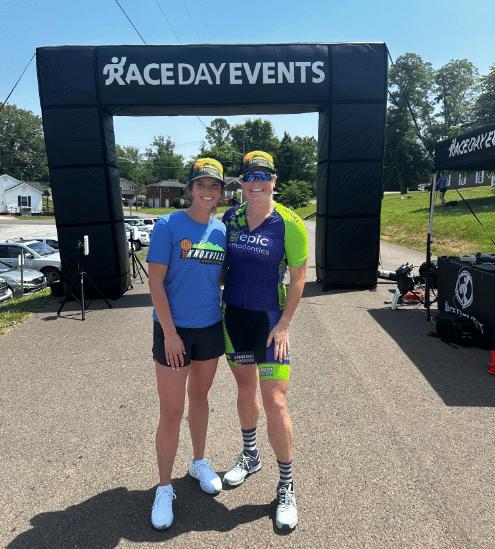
left=187, top=357, right=219, bottom=461
left=231, top=363, right=260, bottom=430
left=260, top=379, right=292, bottom=463
left=155, top=361, right=189, bottom=486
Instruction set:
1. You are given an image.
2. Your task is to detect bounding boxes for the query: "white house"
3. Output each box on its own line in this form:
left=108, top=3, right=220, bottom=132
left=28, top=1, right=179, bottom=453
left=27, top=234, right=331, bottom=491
left=0, top=174, right=44, bottom=214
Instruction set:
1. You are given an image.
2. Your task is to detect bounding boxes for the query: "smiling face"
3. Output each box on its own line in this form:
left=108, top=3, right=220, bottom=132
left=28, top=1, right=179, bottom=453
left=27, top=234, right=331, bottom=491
left=241, top=170, right=277, bottom=203
left=191, top=177, right=223, bottom=210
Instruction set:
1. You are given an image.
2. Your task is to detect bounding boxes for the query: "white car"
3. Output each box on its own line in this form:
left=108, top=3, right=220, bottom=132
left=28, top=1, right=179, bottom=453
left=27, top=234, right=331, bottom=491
left=27, top=235, right=59, bottom=251
left=124, top=224, right=150, bottom=247
left=0, top=261, right=47, bottom=294
left=0, top=240, right=61, bottom=285
left=141, top=218, right=158, bottom=229
left=125, top=218, right=153, bottom=234
left=0, top=278, right=13, bottom=303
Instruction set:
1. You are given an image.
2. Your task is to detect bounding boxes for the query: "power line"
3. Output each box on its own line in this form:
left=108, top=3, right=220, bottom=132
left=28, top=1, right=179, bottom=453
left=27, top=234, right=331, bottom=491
left=182, top=0, right=202, bottom=42
left=153, top=0, right=182, bottom=44
left=199, top=2, right=213, bottom=42
left=113, top=0, right=147, bottom=44
left=0, top=53, right=36, bottom=114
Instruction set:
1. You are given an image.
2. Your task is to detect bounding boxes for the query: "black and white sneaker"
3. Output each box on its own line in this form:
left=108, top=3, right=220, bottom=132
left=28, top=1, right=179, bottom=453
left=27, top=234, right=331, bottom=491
left=223, top=451, right=261, bottom=486
left=276, top=484, right=298, bottom=530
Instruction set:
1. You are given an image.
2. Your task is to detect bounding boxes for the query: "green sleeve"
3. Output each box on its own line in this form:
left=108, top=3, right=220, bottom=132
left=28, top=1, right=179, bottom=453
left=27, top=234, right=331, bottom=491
left=275, top=203, right=308, bottom=267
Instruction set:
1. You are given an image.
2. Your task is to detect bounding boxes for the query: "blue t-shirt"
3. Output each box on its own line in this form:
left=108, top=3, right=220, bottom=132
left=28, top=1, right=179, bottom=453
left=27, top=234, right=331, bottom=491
left=438, top=176, right=447, bottom=190
left=146, top=211, right=226, bottom=328
left=222, top=202, right=308, bottom=311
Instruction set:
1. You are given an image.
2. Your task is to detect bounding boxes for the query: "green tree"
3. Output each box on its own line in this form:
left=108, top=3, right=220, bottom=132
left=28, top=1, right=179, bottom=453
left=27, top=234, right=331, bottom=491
left=116, top=144, right=148, bottom=195
left=197, top=144, right=242, bottom=177
left=145, top=135, right=186, bottom=183
left=230, top=119, right=279, bottom=157
left=276, top=133, right=317, bottom=194
left=383, top=107, right=432, bottom=193
left=0, top=103, right=49, bottom=181
left=205, top=118, right=231, bottom=148
left=473, top=63, right=495, bottom=124
left=278, top=180, right=312, bottom=209
left=434, top=59, right=479, bottom=129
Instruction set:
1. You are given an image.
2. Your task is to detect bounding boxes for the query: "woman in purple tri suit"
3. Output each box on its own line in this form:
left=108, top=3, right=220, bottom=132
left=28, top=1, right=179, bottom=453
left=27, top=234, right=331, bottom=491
left=221, top=151, right=308, bottom=530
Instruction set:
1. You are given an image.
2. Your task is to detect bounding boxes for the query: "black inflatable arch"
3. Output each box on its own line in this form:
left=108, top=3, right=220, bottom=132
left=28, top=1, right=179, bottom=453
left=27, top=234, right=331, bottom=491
left=36, top=43, right=388, bottom=297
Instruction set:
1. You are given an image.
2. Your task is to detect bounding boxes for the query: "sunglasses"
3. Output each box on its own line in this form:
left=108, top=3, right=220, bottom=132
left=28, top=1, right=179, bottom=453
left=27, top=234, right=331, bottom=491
left=241, top=172, right=275, bottom=183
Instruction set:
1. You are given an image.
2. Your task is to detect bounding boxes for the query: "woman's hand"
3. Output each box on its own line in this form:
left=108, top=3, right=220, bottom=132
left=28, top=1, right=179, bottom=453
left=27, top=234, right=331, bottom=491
left=267, top=322, right=289, bottom=363
left=164, top=331, right=186, bottom=370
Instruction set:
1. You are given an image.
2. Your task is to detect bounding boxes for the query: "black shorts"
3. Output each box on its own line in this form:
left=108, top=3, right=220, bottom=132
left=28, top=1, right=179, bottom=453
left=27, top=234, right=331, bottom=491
left=222, top=303, right=290, bottom=381
left=439, top=188, right=447, bottom=194
left=153, top=320, right=225, bottom=367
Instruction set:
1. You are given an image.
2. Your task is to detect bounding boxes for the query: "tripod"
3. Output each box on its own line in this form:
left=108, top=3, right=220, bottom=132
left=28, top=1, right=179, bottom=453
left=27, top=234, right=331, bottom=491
left=57, top=242, right=112, bottom=320
left=128, top=235, right=148, bottom=287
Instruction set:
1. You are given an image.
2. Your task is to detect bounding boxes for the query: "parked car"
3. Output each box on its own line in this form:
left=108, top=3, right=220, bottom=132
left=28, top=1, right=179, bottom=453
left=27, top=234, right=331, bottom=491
left=124, top=218, right=153, bottom=234
left=124, top=224, right=150, bottom=248
left=141, top=217, right=159, bottom=229
left=0, top=261, right=47, bottom=293
left=0, top=278, right=13, bottom=303
left=27, top=235, right=59, bottom=250
left=0, top=240, right=61, bottom=285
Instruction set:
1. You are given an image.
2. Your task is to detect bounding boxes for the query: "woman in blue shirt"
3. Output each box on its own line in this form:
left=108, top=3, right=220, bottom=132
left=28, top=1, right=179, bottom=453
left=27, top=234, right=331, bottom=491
left=146, top=158, right=226, bottom=529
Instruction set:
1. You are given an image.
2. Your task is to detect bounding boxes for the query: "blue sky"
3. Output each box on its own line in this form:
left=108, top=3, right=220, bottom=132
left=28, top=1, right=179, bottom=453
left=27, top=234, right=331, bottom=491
left=1, top=0, right=494, bottom=162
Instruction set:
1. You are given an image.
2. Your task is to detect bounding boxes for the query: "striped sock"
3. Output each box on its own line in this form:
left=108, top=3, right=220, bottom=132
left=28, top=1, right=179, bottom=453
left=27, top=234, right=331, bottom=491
left=242, top=427, right=258, bottom=457
left=277, top=460, right=293, bottom=487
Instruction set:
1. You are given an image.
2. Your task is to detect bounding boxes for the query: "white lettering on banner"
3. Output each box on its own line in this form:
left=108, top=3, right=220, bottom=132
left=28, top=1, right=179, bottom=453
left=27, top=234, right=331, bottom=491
left=161, top=63, right=175, bottom=84
left=444, top=301, right=484, bottom=334
left=125, top=64, right=145, bottom=85
left=449, top=131, right=495, bottom=158
left=144, top=63, right=160, bottom=85
left=103, top=58, right=328, bottom=87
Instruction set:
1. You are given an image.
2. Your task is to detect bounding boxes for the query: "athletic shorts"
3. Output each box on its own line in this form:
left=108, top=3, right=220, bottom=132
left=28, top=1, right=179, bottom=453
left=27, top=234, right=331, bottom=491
left=153, top=320, right=224, bottom=367
left=439, top=188, right=447, bottom=194
left=222, top=302, right=290, bottom=381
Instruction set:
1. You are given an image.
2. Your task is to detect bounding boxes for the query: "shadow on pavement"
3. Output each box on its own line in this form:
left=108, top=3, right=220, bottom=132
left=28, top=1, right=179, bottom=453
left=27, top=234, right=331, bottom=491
left=7, top=475, right=271, bottom=549
left=368, top=307, right=495, bottom=407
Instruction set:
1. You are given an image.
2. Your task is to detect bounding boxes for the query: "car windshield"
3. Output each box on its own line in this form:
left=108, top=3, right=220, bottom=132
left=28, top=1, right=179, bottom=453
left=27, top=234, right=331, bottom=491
left=26, top=241, right=56, bottom=256
left=0, top=261, right=11, bottom=272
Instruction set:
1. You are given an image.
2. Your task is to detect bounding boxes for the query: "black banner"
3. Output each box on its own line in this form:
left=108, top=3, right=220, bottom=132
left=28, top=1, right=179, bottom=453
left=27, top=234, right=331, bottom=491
left=437, top=256, right=495, bottom=347
left=435, top=123, right=495, bottom=171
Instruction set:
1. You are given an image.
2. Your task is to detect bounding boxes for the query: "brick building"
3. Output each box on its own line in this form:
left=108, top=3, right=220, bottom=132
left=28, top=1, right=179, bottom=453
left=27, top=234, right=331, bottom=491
left=146, top=181, right=186, bottom=208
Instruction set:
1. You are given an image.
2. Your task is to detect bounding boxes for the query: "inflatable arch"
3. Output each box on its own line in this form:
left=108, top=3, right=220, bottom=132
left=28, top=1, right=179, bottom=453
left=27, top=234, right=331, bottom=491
left=36, top=43, right=388, bottom=297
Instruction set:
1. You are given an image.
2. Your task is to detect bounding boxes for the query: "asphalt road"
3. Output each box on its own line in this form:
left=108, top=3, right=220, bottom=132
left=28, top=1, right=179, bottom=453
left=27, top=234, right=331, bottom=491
left=2, top=220, right=495, bottom=549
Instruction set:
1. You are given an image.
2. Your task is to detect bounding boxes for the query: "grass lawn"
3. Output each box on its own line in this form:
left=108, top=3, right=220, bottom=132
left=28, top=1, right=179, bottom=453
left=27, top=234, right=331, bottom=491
left=381, top=187, right=495, bottom=257
left=0, top=288, right=57, bottom=337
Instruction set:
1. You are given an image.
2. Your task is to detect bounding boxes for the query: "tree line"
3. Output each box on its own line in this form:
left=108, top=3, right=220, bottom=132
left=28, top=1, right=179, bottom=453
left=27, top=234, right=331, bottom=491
left=1, top=53, right=494, bottom=197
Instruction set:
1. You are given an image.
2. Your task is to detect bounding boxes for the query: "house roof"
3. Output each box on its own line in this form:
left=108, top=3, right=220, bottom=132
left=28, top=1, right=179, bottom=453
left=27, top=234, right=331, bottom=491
left=4, top=181, right=43, bottom=194
left=148, top=180, right=186, bottom=188
left=225, top=177, right=241, bottom=190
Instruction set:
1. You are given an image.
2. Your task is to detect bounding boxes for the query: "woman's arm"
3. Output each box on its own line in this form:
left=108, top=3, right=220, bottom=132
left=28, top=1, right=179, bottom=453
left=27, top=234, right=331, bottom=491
left=266, top=261, right=307, bottom=362
left=148, top=261, right=185, bottom=370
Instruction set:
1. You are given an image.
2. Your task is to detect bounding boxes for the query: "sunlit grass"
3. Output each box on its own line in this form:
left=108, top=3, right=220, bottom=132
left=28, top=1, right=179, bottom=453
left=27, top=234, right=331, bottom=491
left=0, top=288, right=56, bottom=337
left=381, top=187, right=495, bottom=256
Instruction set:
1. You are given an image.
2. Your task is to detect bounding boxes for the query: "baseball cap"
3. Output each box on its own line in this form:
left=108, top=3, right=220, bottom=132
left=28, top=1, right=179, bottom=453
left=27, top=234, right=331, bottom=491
left=241, top=151, right=276, bottom=174
left=189, top=158, right=224, bottom=183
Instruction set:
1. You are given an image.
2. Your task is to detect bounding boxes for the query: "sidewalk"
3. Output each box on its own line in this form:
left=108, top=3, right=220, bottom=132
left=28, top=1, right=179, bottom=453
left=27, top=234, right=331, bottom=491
left=2, top=222, right=495, bottom=549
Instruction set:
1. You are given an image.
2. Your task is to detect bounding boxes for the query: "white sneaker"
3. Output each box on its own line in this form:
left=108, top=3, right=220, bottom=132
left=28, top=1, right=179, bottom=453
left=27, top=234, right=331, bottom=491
left=276, top=484, right=298, bottom=530
left=223, top=451, right=261, bottom=487
left=189, top=458, right=222, bottom=494
left=151, top=484, right=176, bottom=529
